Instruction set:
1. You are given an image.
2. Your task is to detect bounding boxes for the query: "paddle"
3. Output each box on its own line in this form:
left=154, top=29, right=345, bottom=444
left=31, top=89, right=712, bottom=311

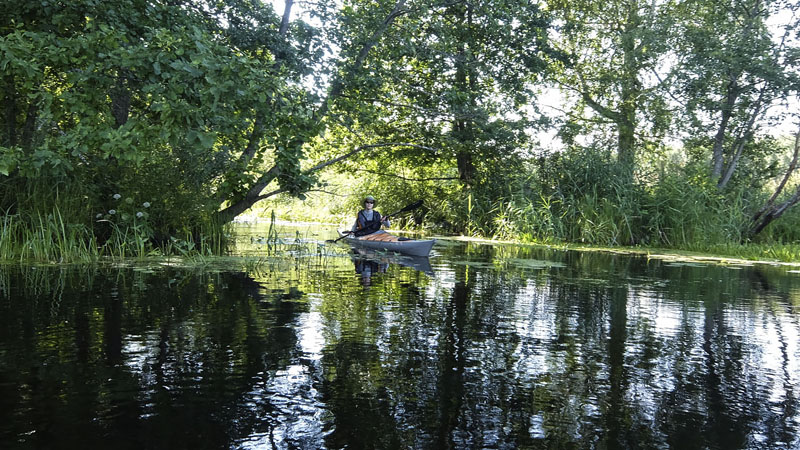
left=329, top=230, right=354, bottom=244
left=326, top=199, right=424, bottom=243
left=384, top=199, right=424, bottom=219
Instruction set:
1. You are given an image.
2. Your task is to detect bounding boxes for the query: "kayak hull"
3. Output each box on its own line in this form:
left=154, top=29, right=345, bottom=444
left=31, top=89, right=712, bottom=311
left=338, top=230, right=435, bottom=257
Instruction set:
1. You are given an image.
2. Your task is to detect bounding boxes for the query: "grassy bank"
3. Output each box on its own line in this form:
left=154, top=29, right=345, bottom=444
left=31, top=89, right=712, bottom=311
left=0, top=204, right=232, bottom=263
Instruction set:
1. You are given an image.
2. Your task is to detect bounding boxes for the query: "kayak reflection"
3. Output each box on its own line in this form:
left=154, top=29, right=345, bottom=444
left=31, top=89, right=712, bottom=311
left=350, top=248, right=434, bottom=285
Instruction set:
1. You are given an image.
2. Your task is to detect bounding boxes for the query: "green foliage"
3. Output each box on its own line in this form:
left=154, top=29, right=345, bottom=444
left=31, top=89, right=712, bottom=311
left=322, top=0, right=552, bottom=193
left=355, top=143, right=787, bottom=250
left=2, top=0, right=800, bottom=261
left=0, top=0, right=319, bottom=255
left=544, top=0, right=676, bottom=172
left=670, top=0, right=800, bottom=186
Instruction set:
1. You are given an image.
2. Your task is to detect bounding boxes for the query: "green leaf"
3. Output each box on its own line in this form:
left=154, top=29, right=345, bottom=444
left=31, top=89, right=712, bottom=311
left=198, top=132, right=216, bottom=148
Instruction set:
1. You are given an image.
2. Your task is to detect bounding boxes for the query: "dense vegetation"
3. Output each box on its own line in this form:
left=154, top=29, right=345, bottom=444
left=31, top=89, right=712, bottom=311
left=2, top=0, right=800, bottom=262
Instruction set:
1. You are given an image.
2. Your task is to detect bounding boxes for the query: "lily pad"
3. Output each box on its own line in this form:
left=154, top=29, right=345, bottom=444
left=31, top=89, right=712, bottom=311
left=664, top=262, right=707, bottom=268
left=505, top=258, right=565, bottom=269
left=447, top=260, right=496, bottom=269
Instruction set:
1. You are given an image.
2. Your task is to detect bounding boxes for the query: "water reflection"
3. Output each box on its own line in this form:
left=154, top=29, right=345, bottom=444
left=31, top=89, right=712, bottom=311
left=353, top=255, right=389, bottom=286
left=0, top=235, right=799, bottom=449
left=348, top=248, right=433, bottom=287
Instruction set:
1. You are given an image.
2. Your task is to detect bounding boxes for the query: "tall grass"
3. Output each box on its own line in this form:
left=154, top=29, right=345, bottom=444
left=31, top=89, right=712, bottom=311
left=1, top=177, right=102, bottom=262
left=1, top=209, right=99, bottom=263
left=482, top=179, right=753, bottom=250
left=0, top=177, right=228, bottom=263
left=0, top=209, right=229, bottom=263
left=421, top=147, right=800, bottom=262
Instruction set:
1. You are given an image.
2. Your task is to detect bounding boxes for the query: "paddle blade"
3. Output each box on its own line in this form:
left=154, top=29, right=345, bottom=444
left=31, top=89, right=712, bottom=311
left=387, top=200, right=424, bottom=218
left=398, top=199, right=424, bottom=213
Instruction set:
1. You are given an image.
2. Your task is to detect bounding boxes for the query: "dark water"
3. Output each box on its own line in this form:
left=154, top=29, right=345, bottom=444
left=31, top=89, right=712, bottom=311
left=1, top=229, right=799, bottom=449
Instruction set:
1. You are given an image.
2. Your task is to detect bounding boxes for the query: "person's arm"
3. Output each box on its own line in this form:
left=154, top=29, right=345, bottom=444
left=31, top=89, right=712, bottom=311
left=352, top=211, right=363, bottom=232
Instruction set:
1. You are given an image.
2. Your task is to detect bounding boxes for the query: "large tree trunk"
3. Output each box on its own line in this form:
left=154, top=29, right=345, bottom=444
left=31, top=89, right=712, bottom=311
left=617, top=1, right=640, bottom=174
left=452, top=2, right=476, bottom=189
left=617, top=120, right=635, bottom=171
left=711, top=77, right=739, bottom=181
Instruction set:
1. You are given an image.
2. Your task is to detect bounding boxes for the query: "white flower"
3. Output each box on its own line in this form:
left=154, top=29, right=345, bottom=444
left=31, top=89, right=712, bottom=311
left=136, top=212, right=144, bottom=218
left=96, top=213, right=103, bottom=219
left=108, top=209, right=116, bottom=215
left=143, top=202, right=151, bottom=208
left=112, top=193, right=122, bottom=200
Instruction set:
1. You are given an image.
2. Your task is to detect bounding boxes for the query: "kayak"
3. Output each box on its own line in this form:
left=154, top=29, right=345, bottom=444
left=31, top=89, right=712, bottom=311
left=338, top=230, right=435, bottom=257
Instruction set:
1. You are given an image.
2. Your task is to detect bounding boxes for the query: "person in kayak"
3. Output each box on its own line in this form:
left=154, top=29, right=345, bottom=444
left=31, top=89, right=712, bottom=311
left=351, top=195, right=390, bottom=236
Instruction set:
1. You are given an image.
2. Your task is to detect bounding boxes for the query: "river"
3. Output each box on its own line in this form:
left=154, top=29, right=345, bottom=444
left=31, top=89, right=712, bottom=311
left=1, top=224, right=799, bottom=449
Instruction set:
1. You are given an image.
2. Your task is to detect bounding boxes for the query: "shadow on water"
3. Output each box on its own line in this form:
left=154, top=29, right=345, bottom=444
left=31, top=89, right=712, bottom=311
left=1, top=229, right=800, bottom=449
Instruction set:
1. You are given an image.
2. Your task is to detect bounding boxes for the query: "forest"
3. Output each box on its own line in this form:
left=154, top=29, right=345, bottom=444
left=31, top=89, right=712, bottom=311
left=2, top=0, right=800, bottom=261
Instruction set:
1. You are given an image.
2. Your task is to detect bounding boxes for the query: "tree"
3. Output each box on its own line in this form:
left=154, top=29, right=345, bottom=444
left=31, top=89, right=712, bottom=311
left=218, top=0, right=555, bottom=232
left=209, top=0, right=417, bottom=223
left=320, top=0, right=553, bottom=196
left=668, top=0, right=800, bottom=236
left=1, top=0, right=295, bottom=229
left=672, top=0, right=800, bottom=190
left=750, top=124, right=800, bottom=235
left=545, top=0, right=674, bottom=176
left=0, top=0, right=423, bottom=232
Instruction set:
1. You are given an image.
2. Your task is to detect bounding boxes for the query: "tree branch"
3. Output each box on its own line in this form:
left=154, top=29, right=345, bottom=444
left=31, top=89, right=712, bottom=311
left=353, top=167, right=459, bottom=182
left=279, top=0, right=294, bottom=36
left=256, top=187, right=287, bottom=202
left=217, top=141, right=438, bottom=222
left=718, top=82, right=766, bottom=189
left=241, top=114, right=265, bottom=165
left=216, top=165, right=282, bottom=222
left=306, top=142, right=439, bottom=174
left=581, top=91, right=623, bottom=123
left=314, top=0, right=409, bottom=122
left=752, top=123, right=800, bottom=224
left=218, top=1, right=413, bottom=223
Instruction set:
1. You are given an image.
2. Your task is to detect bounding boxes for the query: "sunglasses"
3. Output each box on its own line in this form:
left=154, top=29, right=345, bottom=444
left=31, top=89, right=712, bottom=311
left=365, top=201, right=374, bottom=204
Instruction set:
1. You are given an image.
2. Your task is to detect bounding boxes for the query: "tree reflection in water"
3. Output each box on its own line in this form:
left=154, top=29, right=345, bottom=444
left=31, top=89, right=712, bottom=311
left=0, top=241, right=798, bottom=449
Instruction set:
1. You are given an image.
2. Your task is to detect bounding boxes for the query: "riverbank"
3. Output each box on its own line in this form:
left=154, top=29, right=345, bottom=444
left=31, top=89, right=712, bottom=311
left=4, top=212, right=799, bottom=267
left=239, top=219, right=800, bottom=266
left=441, top=235, right=800, bottom=267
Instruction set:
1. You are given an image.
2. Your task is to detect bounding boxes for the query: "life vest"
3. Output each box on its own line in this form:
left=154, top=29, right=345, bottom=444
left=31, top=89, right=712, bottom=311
left=354, top=210, right=383, bottom=236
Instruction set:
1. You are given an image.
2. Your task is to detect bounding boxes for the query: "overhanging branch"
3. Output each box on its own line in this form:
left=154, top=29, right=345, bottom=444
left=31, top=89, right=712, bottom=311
left=305, top=142, right=439, bottom=174
left=354, top=168, right=458, bottom=182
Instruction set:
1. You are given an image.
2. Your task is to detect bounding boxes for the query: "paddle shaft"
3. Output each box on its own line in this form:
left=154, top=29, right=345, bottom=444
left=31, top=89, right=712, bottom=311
left=330, top=230, right=354, bottom=243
